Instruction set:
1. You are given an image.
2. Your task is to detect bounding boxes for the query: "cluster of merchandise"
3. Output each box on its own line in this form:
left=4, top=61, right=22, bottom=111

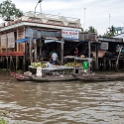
left=31, top=62, right=46, bottom=68
left=64, top=62, right=82, bottom=67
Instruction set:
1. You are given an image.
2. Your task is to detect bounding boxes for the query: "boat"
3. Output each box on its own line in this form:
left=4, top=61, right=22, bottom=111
left=10, top=72, right=31, bottom=81
left=76, top=73, right=124, bottom=82
left=30, top=74, right=77, bottom=82
left=30, top=65, right=78, bottom=82
left=10, top=65, right=78, bottom=82
left=11, top=56, right=92, bottom=82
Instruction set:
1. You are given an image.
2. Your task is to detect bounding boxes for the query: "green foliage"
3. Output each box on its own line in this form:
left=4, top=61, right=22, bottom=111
left=104, top=25, right=116, bottom=37
left=0, top=0, right=23, bottom=21
left=0, top=110, right=23, bottom=124
left=88, top=26, right=97, bottom=33
left=0, top=118, right=7, bottom=124
left=84, top=26, right=97, bottom=34
left=81, top=28, right=84, bottom=32
left=0, top=110, right=8, bottom=124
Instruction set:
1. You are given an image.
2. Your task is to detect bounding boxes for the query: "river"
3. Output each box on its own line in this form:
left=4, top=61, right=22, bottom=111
left=0, top=73, right=124, bottom=124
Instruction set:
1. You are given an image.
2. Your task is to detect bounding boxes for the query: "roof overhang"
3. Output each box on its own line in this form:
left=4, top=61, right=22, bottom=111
left=0, top=21, right=82, bottom=32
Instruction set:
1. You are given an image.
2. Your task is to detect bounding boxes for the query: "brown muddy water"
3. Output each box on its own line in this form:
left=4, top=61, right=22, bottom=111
left=0, top=73, right=124, bottom=124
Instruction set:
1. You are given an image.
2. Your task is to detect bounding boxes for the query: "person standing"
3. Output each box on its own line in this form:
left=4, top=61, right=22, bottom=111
left=50, top=51, right=58, bottom=65
left=74, top=47, right=79, bottom=56
left=83, top=61, right=89, bottom=74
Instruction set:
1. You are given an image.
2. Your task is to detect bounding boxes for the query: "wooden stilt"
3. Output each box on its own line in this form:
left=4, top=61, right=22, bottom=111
left=95, top=43, right=98, bottom=71
left=61, top=39, right=64, bottom=65
left=16, top=56, right=18, bottom=71
left=23, top=55, right=26, bottom=72
left=103, top=57, right=106, bottom=70
left=34, top=39, right=37, bottom=62
left=29, top=38, right=33, bottom=63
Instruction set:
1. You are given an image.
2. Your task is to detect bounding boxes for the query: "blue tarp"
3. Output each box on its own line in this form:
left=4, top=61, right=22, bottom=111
left=16, top=37, right=30, bottom=43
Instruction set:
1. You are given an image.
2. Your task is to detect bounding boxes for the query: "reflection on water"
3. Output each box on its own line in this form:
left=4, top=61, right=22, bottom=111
left=0, top=73, right=124, bottom=124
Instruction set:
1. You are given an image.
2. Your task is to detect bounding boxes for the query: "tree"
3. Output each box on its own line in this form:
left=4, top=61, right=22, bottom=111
left=0, top=0, right=23, bottom=21
left=81, top=28, right=84, bottom=32
left=104, top=25, right=116, bottom=37
left=109, top=25, right=116, bottom=36
left=87, top=26, right=97, bottom=33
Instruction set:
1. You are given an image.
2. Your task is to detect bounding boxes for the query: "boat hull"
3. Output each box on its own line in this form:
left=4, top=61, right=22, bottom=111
left=77, top=73, right=124, bottom=82
left=31, top=75, right=77, bottom=82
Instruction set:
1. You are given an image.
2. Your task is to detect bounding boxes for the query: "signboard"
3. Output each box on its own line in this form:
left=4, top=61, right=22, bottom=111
left=62, top=29, right=79, bottom=41
left=98, top=37, right=123, bottom=42
left=99, top=42, right=108, bottom=50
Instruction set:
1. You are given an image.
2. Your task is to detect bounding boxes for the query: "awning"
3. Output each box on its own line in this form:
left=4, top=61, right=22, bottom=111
left=113, top=33, right=124, bottom=39
left=44, top=39, right=62, bottom=44
left=16, top=37, right=30, bottom=43
left=44, top=36, right=62, bottom=44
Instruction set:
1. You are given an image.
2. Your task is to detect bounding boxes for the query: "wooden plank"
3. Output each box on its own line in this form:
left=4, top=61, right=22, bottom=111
left=1, top=34, right=7, bottom=48
left=7, top=32, right=15, bottom=48
left=0, top=52, right=24, bottom=56
left=61, top=39, right=64, bottom=64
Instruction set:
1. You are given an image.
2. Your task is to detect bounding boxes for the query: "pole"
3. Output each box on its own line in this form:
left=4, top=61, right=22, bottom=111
left=61, top=39, right=64, bottom=65
left=34, top=2, right=39, bottom=17
left=84, top=8, right=86, bottom=31
left=88, top=41, right=91, bottom=72
left=88, top=41, right=91, bottom=58
left=95, top=43, right=98, bottom=71
left=6, top=35, right=8, bottom=72
left=40, top=2, right=42, bottom=13
left=109, top=14, right=111, bottom=28
left=34, top=0, right=43, bottom=16
left=29, top=37, right=33, bottom=63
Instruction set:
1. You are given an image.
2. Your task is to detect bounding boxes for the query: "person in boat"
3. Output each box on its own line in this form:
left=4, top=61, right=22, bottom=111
left=50, top=51, right=59, bottom=65
left=74, top=47, right=79, bottom=56
left=83, top=61, right=89, bottom=74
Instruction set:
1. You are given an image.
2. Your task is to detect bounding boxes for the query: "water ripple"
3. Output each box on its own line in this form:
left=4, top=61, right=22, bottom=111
left=0, top=75, right=124, bottom=124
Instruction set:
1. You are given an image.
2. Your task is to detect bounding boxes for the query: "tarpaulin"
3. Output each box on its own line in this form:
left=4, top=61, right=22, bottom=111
left=16, top=37, right=30, bottom=43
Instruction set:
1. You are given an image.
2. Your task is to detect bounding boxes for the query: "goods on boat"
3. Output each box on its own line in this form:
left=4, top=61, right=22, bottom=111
left=29, top=65, right=77, bottom=82
left=11, top=65, right=77, bottom=82
left=31, top=62, right=46, bottom=68
left=10, top=71, right=31, bottom=81
left=64, top=62, right=82, bottom=67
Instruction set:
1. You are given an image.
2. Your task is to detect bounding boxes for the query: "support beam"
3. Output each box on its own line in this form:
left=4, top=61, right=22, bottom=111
left=29, top=38, right=33, bottom=63
left=95, top=43, right=99, bottom=71
left=61, top=39, right=64, bottom=65
left=34, top=39, right=37, bottom=62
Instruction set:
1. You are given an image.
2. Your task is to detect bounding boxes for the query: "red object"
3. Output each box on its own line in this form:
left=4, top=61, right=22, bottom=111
left=0, top=52, right=24, bottom=56
left=74, top=48, right=79, bottom=56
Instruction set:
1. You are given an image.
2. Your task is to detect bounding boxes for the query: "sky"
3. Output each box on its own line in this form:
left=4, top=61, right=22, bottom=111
left=0, top=0, right=124, bottom=35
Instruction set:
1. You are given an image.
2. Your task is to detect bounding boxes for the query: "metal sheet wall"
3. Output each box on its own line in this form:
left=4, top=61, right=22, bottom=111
left=25, top=28, right=61, bottom=38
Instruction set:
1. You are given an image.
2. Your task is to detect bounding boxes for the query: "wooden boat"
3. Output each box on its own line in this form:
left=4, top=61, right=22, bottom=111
left=28, top=65, right=78, bottom=82
left=76, top=73, right=124, bottom=82
left=10, top=72, right=31, bottom=81
left=30, top=74, right=77, bottom=82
